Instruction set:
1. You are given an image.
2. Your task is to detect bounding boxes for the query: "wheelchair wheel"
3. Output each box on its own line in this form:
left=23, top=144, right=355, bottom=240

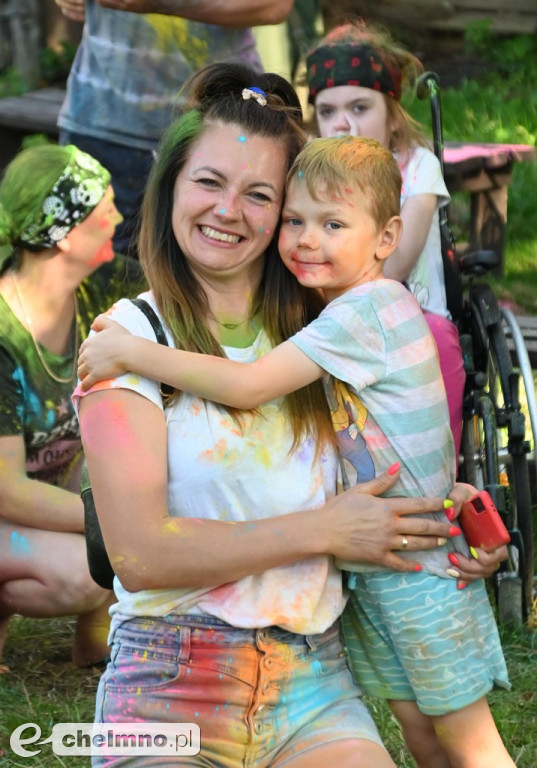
left=459, top=394, right=526, bottom=623
left=487, top=321, right=534, bottom=612
left=460, top=393, right=500, bottom=492
left=496, top=574, right=525, bottom=626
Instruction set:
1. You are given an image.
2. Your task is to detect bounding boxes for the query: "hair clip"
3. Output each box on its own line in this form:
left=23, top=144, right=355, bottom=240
left=241, top=87, right=267, bottom=107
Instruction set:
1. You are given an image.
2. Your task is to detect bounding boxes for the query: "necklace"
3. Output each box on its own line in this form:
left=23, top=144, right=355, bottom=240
left=215, top=317, right=254, bottom=330
left=209, top=311, right=259, bottom=331
left=11, top=271, right=80, bottom=384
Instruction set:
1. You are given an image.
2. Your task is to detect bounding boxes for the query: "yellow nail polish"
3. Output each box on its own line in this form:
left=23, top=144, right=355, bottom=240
left=470, top=546, right=479, bottom=560
left=446, top=568, right=461, bottom=578
left=444, top=499, right=454, bottom=509
left=437, top=537, right=447, bottom=546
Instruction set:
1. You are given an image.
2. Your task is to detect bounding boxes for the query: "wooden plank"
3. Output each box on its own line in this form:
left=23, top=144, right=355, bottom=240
left=448, top=0, right=536, bottom=11
left=504, top=316, right=537, bottom=367
left=0, top=88, right=64, bottom=134
left=428, top=12, right=537, bottom=34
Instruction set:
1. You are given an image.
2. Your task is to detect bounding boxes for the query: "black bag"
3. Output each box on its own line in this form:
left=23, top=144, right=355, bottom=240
left=81, top=298, right=172, bottom=589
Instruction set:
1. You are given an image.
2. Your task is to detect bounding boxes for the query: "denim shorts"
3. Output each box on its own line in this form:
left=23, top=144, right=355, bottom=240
left=93, top=614, right=383, bottom=767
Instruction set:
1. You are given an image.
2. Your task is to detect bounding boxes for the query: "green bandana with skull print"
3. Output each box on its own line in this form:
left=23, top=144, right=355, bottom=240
left=18, top=145, right=111, bottom=249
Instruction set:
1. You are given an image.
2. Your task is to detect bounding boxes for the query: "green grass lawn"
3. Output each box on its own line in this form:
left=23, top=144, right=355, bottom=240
left=1, top=607, right=536, bottom=766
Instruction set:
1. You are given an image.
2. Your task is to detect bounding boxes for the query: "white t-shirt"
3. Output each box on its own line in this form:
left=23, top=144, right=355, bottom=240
left=395, top=146, right=451, bottom=318
left=74, top=294, right=344, bottom=638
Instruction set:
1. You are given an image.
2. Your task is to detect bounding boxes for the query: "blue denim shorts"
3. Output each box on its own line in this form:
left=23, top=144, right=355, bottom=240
left=93, top=614, right=383, bottom=767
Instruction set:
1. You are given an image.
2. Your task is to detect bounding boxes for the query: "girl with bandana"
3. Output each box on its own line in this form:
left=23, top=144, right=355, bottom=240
left=306, top=20, right=466, bottom=461
left=0, top=143, right=143, bottom=667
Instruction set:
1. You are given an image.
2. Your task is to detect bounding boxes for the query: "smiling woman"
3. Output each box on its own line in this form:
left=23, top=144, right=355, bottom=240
left=170, top=120, right=286, bottom=308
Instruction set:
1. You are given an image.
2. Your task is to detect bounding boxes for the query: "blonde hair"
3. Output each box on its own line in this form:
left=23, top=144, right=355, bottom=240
left=288, top=136, right=402, bottom=229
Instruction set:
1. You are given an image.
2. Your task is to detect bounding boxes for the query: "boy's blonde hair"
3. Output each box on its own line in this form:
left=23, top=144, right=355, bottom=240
left=287, top=136, right=402, bottom=230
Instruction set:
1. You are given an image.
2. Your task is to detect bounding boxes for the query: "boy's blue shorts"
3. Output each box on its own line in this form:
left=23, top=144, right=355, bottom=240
left=341, top=571, right=510, bottom=716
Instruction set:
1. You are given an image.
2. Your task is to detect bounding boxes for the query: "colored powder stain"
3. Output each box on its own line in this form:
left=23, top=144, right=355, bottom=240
left=238, top=135, right=247, bottom=143
left=200, top=438, right=239, bottom=465
left=145, top=16, right=209, bottom=70
left=258, top=226, right=265, bottom=233
left=265, top=229, right=271, bottom=235
left=228, top=658, right=233, bottom=664
left=219, top=208, right=227, bottom=215
left=219, top=674, right=223, bottom=679
left=297, top=171, right=304, bottom=178
left=195, top=712, right=199, bottom=718
left=10, top=531, right=31, bottom=556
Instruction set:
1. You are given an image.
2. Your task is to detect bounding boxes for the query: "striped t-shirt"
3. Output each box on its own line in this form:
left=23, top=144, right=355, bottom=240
left=291, top=279, right=465, bottom=576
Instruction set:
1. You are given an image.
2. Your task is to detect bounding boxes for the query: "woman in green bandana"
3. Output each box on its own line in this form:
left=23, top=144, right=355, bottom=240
left=0, top=143, right=144, bottom=667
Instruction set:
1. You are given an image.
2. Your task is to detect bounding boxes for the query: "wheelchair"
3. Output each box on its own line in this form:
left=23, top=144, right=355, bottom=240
left=417, top=72, right=536, bottom=625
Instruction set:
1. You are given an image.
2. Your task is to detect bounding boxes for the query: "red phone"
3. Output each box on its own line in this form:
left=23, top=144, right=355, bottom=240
left=459, top=490, right=510, bottom=551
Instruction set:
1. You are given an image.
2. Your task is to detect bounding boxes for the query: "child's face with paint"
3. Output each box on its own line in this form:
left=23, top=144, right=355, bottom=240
left=65, top=185, right=122, bottom=267
left=314, top=85, right=394, bottom=148
left=279, top=175, right=399, bottom=301
left=171, top=121, right=286, bottom=287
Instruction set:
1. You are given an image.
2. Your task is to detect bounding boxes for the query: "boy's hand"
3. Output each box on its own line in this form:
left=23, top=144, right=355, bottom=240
left=78, top=316, right=131, bottom=390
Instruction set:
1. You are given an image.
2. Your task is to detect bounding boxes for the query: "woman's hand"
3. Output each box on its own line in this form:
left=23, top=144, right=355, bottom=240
left=444, top=482, right=509, bottom=587
left=321, top=466, right=458, bottom=572
left=78, top=315, right=132, bottom=390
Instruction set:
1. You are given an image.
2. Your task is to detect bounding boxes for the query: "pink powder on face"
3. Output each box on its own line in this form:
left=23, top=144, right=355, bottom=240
left=88, top=239, right=115, bottom=266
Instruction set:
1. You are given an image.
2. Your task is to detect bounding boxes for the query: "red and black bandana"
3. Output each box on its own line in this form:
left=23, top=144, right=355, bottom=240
left=306, top=42, right=402, bottom=104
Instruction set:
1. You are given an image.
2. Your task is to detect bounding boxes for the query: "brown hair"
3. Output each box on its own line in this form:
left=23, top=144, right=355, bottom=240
left=287, top=136, right=401, bottom=229
left=138, top=62, right=334, bottom=450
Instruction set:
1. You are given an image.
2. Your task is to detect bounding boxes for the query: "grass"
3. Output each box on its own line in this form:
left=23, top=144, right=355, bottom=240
left=1, top=609, right=536, bottom=766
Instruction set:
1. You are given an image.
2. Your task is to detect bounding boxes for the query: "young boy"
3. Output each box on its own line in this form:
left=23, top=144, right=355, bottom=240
left=78, top=137, right=513, bottom=768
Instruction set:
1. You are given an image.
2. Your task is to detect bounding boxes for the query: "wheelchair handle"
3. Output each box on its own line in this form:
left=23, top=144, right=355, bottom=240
left=417, top=71, right=441, bottom=100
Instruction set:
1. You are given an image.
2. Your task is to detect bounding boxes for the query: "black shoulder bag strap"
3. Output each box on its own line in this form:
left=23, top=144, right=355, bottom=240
left=82, top=297, right=172, bottom=589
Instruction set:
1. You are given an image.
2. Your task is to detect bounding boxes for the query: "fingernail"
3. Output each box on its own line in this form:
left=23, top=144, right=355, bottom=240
left=446, top=568, right=461, bottom=578
left=413, top=564, right=423, bottom=572
left=444, top=499, right=454, bottom=509
left=469, top=546, right=479, bottom=560
left=445, top=507, right=457, bottom=521
left=387, top=462, right=400, bottom=476
left=449, top=526, right=462, bottom=536
left=448, top=553, right=460, bottom=566
left=437, top=537, right=447, bottom=546
left=457, top=581, right=468, bottom=590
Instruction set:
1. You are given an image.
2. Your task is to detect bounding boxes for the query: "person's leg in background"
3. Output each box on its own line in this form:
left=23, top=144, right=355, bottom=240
left=59, top=130, right=154, bottom=257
